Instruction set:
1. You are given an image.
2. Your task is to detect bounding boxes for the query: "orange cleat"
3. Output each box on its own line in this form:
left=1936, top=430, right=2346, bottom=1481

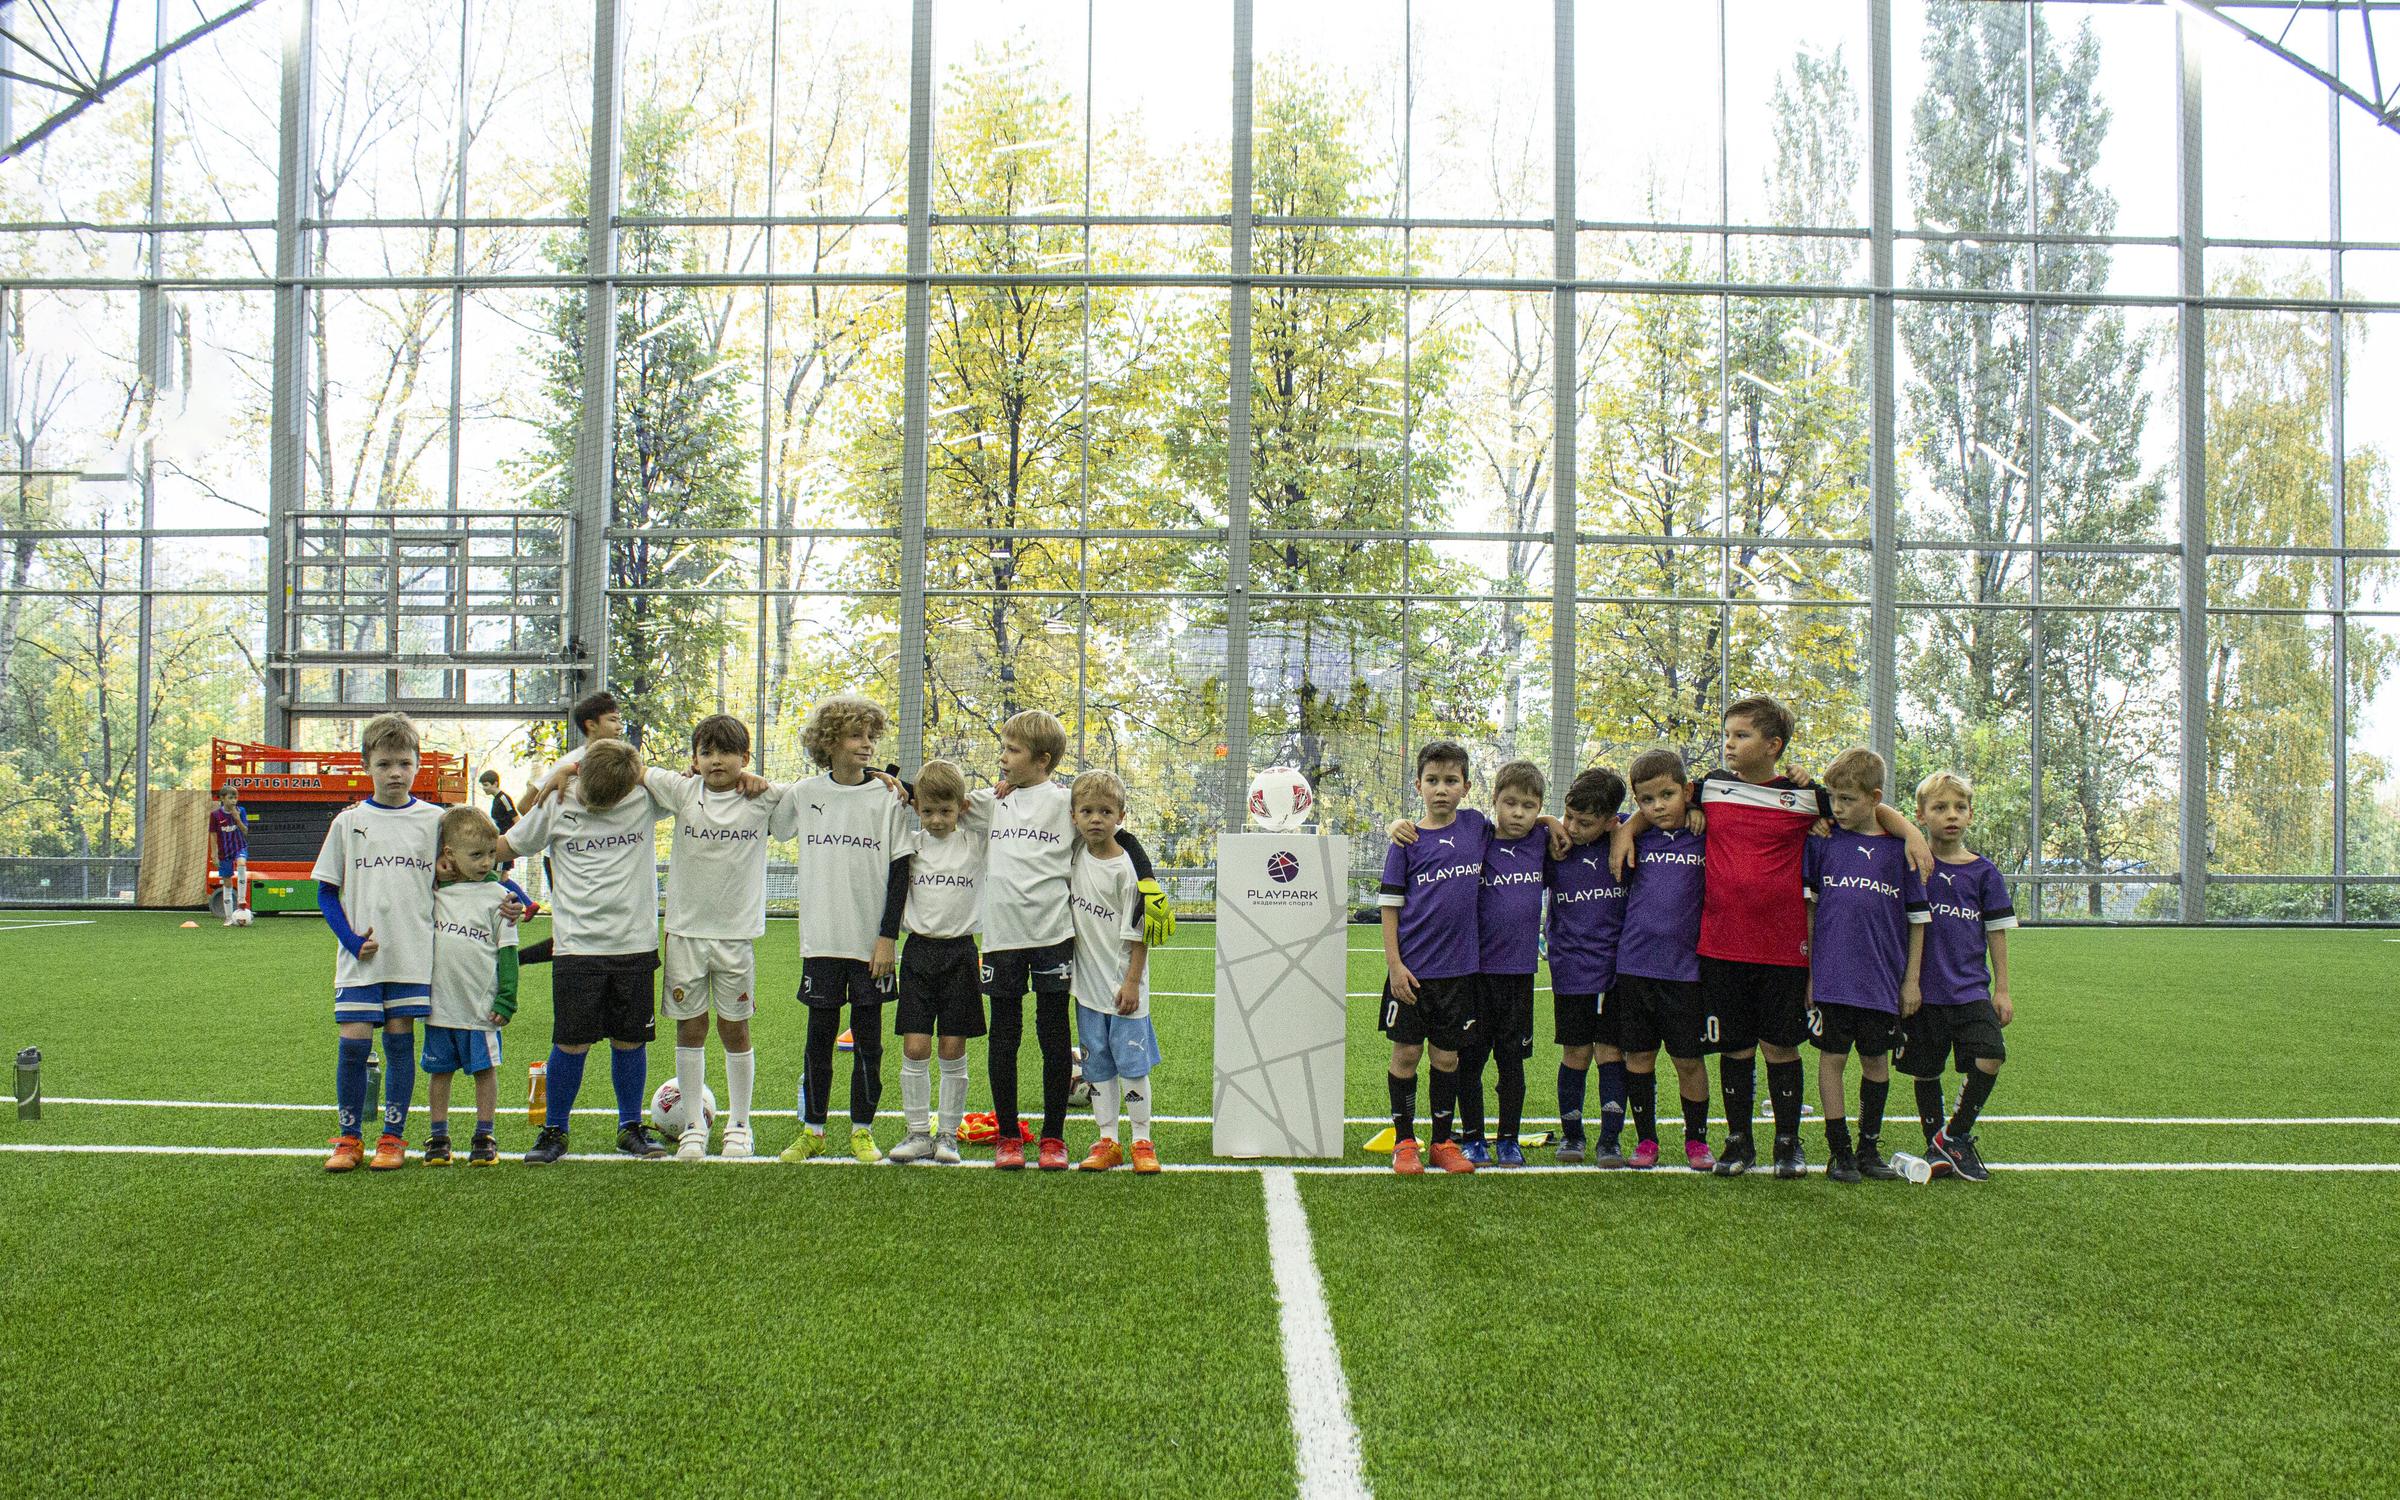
left=1079, top=1138, right=1124, bottom=1172
left=994, top=1135, right=1026, bottom=1171
left=1037, top=1136, right=1071, bottom=1171
left=1427, top=1139, right=1477, bottom=1174
left=1391, top=1139, right=1425, bottom=1175
left=324, top=1135, right=365, bottom=1172
left=1129, top=1139, right=1160, bottom=1175
left=369, top=1133, right=407, bottom=1171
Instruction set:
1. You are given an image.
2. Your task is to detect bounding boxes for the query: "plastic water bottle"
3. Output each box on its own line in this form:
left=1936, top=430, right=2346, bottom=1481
left=526, top=1061, right=548, bottom=1124
left=15, top=1047, right=39, bottom=1120
left=1889, top=1150, right=1936, bottom=1185
left=365, top=1052, right=381, bottom=1114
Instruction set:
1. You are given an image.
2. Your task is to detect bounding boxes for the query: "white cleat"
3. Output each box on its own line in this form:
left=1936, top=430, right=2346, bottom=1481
left=677, top=1122, right=708, bottom=1162
left=887, top=1131, right=938, bottom=1165
left=720, top=1123, right=753, bottom=1159
left=933, top=1133, right=962, bottom=1165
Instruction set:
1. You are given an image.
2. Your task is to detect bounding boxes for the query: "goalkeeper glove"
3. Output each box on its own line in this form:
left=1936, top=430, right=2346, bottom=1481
left=1137, top=877, right=1177, bottom=948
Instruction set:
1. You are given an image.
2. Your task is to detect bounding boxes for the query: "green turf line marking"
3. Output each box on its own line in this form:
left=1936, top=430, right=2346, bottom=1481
left=1260, top=1169, right=1371, bottom=1500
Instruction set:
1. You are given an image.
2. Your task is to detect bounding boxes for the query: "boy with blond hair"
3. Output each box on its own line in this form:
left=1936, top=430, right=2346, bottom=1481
left=422, top=807, right=530, bottom=1165
left=1066, top=770, right=1161, bottom=1174
left=1903, top=770, right=2017, bottom=1183
left=887, top=759, right=989, bottom=1165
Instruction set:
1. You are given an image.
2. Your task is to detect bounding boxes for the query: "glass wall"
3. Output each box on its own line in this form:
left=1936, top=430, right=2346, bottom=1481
left=4, top=0, right=2397, bottom=921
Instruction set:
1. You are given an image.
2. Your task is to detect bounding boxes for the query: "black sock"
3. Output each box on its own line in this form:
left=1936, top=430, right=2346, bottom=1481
left=1721, top=1057, right=1755, bottom=1140
left=1388, top=1071, right=1417, bottom=1142
left=1035, top=993, right=1073, bottom=1141
left=1915, top=1078, right=1945, bottom=1144
left=1681, top=1090, right=1711, bottom=1142
left=1627, top=1068, right=1658, bottom=1144
left=1455, top=1043, right=1487, bottom=1141
left=1860, top=1076, right=1889, bottom=1144
left=1495, top=1048, right=1526, bottom=1142
left=1429, top=1066, right=1458, bottom=1145
left=1825, top=1115, right=1852, bottom=1155
left=1767, top=1058, right=1804, bottom=1140
left=802, top=1007, right=841, bottom=1128
left=988, top=995, right=1024, bottom=1139
left=1557, top=1063, right=1588, bottom=1144
left=1949, top=1067, right=1998, bottom=1137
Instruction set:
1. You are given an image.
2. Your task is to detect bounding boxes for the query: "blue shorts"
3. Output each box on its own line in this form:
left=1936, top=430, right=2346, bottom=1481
left=333, top=983, right=432, bottom=1023
left=421, top=1025, right=501, bottom=1076
left=217, top=856, right=240, bottom=880
left=1075, top=1005, right=1162, bottom=1084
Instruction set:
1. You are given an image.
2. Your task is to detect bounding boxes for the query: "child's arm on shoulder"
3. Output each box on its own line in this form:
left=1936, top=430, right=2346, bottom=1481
left=1388, top=817, right=1418, bottom=845
left=1872, top=802, right=1935, bottom=878
left=1610, top=808, right=1648, bottom=878
left=1536, top=813, right=1569, bottom=858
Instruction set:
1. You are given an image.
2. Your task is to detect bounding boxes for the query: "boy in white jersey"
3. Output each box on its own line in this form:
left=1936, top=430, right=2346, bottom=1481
left=315, top=713, right=447, bottom=1173
left=422, top=807, right=529, bottom=1166
left=646, top=714, right=783, bottom=1160
left=777, top=694, right=914, bottom=1166
left=1067, top=771, right=1160, bottom=1174
left=517, top=690, right=624, bottom=919
left=886, top=760, right=989, bottom=1165
left=500, top=738, right=676, bottom=1164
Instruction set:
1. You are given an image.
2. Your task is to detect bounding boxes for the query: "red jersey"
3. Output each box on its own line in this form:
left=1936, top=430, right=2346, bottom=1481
left=1694, top=771, right=1833, bottom=968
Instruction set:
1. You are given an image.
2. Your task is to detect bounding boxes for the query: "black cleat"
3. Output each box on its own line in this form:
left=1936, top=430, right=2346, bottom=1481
left=1855, top=1140, right=1901, bottom=1181
left=1932, top=1128, right=1989, bottom=1182
left=1772, top=1134, right=1808, bottom=1179
left=421, top=1135, right=453, bottom=1167
left=467, top=1133, right=499, bottom=1166
left=524, top=1125, right=569, bottom=1165
left=1826, top=1149, right=1861, bottom=1183
left=1712, top=1134, right=1755, bottom=1177
left=617, top=1122, right=670, bottom=1159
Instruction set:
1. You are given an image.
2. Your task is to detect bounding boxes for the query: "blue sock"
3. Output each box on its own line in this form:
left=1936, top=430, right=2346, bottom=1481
left=1598, top=1060, right=1628, bottom=1147
left=1557, top=1063, right=1588, bottom=1144
left=335, top=1035, right=372, bottom=1138
left=609, top=1044, right=647, bottom=1128
left=428, top=1119, right=450, bottom=1139
left=545, top=1045, right=587, bottom=1131
left=380, top=1030, right=416, bottom=1137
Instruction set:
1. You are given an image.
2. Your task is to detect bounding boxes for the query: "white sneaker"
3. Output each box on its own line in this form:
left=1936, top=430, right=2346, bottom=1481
left=720, top=1123, right=753, bottom=1159
left=933, top=1133, right=962, bottom=1165
left=677, top=1122, right=707, bottom=1162
left=888, top=1131, right=937, bottom=1165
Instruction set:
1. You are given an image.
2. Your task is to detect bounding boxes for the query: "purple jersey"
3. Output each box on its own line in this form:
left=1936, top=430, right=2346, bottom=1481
left=1545, top=840, right=1626, bottom=994
left=1617, top=825, right=1705, bottom=983
left=1379, top=807, right=1490, bottom=980
left=1920, top=854, right=2016, bottom=1005
left=1476, top=826, right=1552, bottom=974
left=210, top=805, right=247, bottom=863
left=1803, top=832, right=1930, bottom=1013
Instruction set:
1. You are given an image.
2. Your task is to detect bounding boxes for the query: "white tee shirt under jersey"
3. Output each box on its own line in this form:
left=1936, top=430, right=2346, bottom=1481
left=1069, top=845, right=1147, bottom=1018
left=505, top=783, right=670, bottom=956
left=429, top=879, right=517, bottom=1031
left=311, top=798, right=444, bottom=989
left=974, top=779, right=1082, bottom=952
left=901, top=799, right=992, bottom=941
left=775, top=772, right=910, bottom=961
left=646, top=768, right=784, bottom=940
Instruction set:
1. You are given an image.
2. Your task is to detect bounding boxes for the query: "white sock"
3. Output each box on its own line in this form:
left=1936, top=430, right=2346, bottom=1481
left=900, top=1054, right=932, bottom=1135
left=1092, top=1077, right=1122, bottom=1143
left=674, top=1046, right=706, bottom=1132
left=1126, top=1074, right=1153, bottom=1143
left=725, top=1048, right=754, bottom=1129
left=937, top=1055, right=968, bottom=1137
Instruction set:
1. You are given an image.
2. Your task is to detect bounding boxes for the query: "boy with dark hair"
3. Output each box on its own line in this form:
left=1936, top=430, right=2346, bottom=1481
left=1613, top=748, right=1718, bottom=1171
left=1548, top=765, right=1628, bottom=1165
left=1804, top=749, right=1929, bottom=1183
left=516, top=690, right=624, bottom=930
left=1903, top=770, right=2017, bottom=1182
left=210, top=783, right=249, bottom=925
left=1377, top=741, right=1486, bottom=1175
left=1457, top=759, right=1553, bottom=1167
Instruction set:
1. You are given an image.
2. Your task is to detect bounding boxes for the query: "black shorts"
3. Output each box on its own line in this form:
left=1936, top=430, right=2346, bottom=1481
left=1896, top=999, right=2008, bottom=1077
left=981, top=938, right=1075, bottom=1001
left=1700, top=956, right=1810, bottom=1051
left=1474, top=973, right=1536, bottom=1061
left=552, top=951, right=660, bottom=1047
left=1807, top=1000, right=1899, bottom=1057
left=1554, top=991, right=1612, bottom=1050
left=1378, top=973, right=1477, bottom=1052
left=896, top=934, right=987, bottom=1039
left=800, top=955, right=896, bottom=1010
left=1617, top=974, right=1719, bottom=1058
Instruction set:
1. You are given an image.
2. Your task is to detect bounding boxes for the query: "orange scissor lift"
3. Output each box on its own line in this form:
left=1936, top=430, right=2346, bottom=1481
left=208, top=739, right=467, bottom=913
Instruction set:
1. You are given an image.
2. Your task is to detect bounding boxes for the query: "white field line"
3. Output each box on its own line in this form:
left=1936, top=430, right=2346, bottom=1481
left=36, top=1096, right=2400, bottom=1128
left=1261, top=1169, right=1371, bottom=1500
left=0, top=920, right=96, bottom=932
left=1, top=1141, right=2398, bottom=1174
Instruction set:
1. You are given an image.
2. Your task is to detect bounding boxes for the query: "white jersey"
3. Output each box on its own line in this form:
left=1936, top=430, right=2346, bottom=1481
left=902, top=799, right=993, bottom=941
left=647, top=768, right=784, bottom=940
left=506, top=783, right=670, bottom=955
left=775, top=772, right=910, bottom=961
left=1069, top=845, right=1147, bottom=1018
left=975, top=779, right=1081, bottom=952
left=429, top=878, right=517, bottom=1031
left=311, top=797, right=444, bottom=989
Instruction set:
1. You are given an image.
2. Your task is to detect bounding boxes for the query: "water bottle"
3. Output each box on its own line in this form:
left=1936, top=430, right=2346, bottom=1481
left=526, top=1061, right=548, bottom=1124
left=15, top=1047, right=39, bottom=1120
left=365, top=1052, right=381, bottom=1120
left=1889, top=1150, right=1936, bottom=1185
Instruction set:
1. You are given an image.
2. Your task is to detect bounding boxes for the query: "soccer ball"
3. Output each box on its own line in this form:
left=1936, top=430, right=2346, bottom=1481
left=649, top=1078, right=718, bottom=1138
left=229, top=909, right=254, bottom=927
left=1246, top=765, right=1315, bottom=832
left=1067, top=1045, right=1092, bottom=1107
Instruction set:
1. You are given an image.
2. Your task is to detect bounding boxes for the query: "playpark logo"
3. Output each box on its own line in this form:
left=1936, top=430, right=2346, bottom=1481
left=1246, top=850, right=1315, bottom=903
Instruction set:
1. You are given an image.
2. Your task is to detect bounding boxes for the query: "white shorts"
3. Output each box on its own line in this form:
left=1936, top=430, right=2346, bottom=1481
left=663, top=935, right=757, bottom=1021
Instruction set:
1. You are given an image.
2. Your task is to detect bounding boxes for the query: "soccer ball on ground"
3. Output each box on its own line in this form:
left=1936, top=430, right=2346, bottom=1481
left=1068, top=1045, right=1092, bottom=1107
left=229, top=909, right=254, bottom=927
left=1246, top=765, right=1315, bottom=832
left=649, top=1078, right=718, bottom=1138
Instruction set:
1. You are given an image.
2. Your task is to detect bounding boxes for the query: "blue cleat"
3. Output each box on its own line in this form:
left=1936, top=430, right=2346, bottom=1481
left=1493, top=1138, right=1527, bottom=1168
left=1460, top=1137, right=1493, bottom=1167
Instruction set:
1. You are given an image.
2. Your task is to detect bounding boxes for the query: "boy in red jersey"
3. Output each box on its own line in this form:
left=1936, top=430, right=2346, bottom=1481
left=1613, top=696, right=1931, bottom=1179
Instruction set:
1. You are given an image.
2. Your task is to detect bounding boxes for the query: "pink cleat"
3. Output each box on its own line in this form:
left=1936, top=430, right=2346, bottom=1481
left=1629, top=1139, right=1660, bottom=1170
left=1685, top=1138, right=1718, bottom=1172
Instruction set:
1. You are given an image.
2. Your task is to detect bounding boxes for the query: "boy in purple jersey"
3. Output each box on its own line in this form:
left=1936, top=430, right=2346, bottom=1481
left=1378, top=741, right=1488, bottom=1175
left=1613, top=749, right=1719, bottom=1171
left=1459, top=761, right=1555, bottom=1167
left=209, top=784, right=249, bottom=925
left=1546, top=767, right=1628, bottom=1165
left=1900, top=770, right=2017, bottom=1183
left=1802, top=749, right=1930, bottom=1183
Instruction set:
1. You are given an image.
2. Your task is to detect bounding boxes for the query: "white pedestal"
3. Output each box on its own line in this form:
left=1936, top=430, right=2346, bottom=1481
left=1212, top=832, right=1350, bottom=1158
